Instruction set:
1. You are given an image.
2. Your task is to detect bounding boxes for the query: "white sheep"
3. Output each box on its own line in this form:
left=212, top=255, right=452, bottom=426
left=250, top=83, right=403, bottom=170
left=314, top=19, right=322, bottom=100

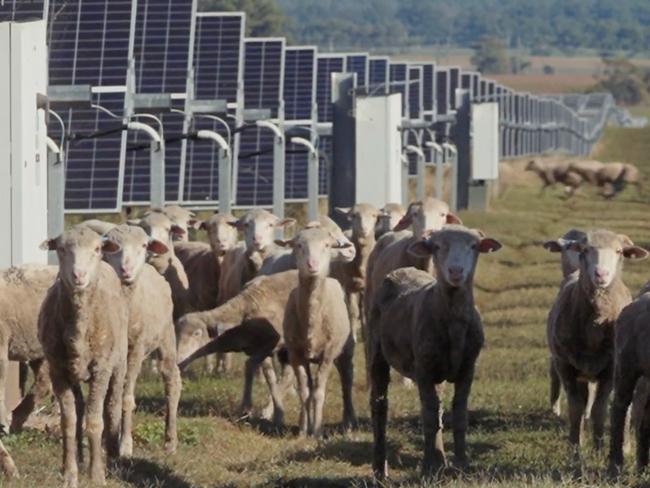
left=148, top=205, right=199, bottom=242
left=367, top=225, right=501, bottom=478
left=102, top=225, right=181, bottom=457
left=39, top=226, right=130, bottom=488
left=375, top=203, right=406, bottom=239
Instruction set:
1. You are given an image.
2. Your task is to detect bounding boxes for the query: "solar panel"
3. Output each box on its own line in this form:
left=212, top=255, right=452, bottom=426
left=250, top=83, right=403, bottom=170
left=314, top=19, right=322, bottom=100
left=449, top=67, right=460, bottom=110
left=369, top=56, right=389, bottom=95
left=436, top=69, right=449, bottom=115
left=123, top=0, right=196, bottom=204
left=48, top=0, right=135, bottom=212
left=408, top=66, right=423, bottom=120
left=316, top=54, right=345, bottom=123
left=236, top=37, right=285, bottom=206
left=390, top=63, right=408, bottom=117
left=421, top=64, right=435, bottom=115
left=182, top=12, right=244, bottom=204
left=346, top=53, right=369, bottom=88
left=0, top=0, right=45, bottom=21
left=284, top=46, right=317, bottom=200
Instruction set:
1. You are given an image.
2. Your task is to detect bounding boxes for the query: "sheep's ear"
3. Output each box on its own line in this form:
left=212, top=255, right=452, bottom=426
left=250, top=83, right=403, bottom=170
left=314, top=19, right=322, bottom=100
left=188, top=218, right=200, bottom=229
left=543, top=240, right=563, bottom=253
left=101, top=239, right=121, bottom=254
left=147, top=239, right=169, bottom=255
left=40, top=238, right=58, bottom=251
left=304, top=221, right=321, bottom=229
left=478, top=238, right=502, bottom=254
left=623, top=246, right=649, bottom=260
left=228, top=219, right=243, bottom=229
left=407, top=239, right=433, bottom=258
left=274, top=238, right=294, bottom=248
left=126, top=219, right=141, bottom=226
left=618, top=234, right=635, bottom=248
left=335, top=207, right=352, bottom=218
left=275, top=218, right=296, bottom=228
left=564, top=241, right=583, bottom=253
left=393, top=213, right=413, bottom=232
left=170, top=225, right=186, bottom=237
left=446, top=212, right=462, bottom=225
left=198, top=221, right=208, bottom=231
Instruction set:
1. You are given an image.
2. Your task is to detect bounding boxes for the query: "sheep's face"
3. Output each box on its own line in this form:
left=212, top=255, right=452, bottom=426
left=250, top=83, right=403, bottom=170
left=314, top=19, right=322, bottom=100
left=304, top=218, right=356, bottom=262
left=375, top=204, right=405, bottom=236
left=278, top=228, right=354, bottom=277
left=336, top=204, right=379, bottom=239
left=409, top=226, right=501, bottom=288
left=103, top=225, right=168, bottom=284
left=202, top=214, right=239, bottom=256
left=568, top=230, right=648, bottom=289
left=130, top=212, right=185, bottom=248
left=393, top=198, right=462, bottom=238
left=41, top=227, right=120, bottom=291
left=232, top=210, right=295, bottom=253
left=161, top=205, right=198, bottom=242
left=543, top=229, right=586, bottom=278
left=176, top=315, right=210, bottom=364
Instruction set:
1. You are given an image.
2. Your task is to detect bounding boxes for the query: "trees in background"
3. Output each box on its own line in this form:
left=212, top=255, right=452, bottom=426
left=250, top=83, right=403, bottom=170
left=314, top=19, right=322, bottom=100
left=592, top=58, right=650, bottom=105
left=200, top=0, right=289, bottom=37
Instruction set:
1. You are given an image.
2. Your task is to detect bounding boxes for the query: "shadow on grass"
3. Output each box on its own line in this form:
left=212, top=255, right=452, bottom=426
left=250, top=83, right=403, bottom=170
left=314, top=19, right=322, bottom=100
left=115, top=457, right=194, bottom=488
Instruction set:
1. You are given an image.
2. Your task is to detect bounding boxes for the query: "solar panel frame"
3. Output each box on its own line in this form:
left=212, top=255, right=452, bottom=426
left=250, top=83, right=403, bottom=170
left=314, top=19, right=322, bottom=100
left=448, top=66, right=460, bottom=110
left=345, top=52, right=369, bottom=89
left=123, top=0, right=197, bottom=206
left=316, top=54, right=345, bottom=123
left=408, top=65, right=423, bottom=121
left=47, top=0, right=136, bottom=213
left=0, top=0, right=45, bottom=22
left=436, top=68, right=449, bottom=116
left=421, top=63, right=436, bottom=116
left=368, top=56, right=389, bottom=95
left=181, top=11, right=245, bottom=205
left=389, top=62, right=409, bottom=117
left=242, top=37, right=285, bottom=117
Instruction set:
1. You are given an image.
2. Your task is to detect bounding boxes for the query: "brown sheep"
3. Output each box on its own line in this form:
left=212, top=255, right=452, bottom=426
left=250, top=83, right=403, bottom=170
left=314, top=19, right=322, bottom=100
left=39, top=226, right=130, bottom=488
left=279, top=228, right=357, bottom=437
left=102, top=225, right=181, bottom=457
left=367, top=226, right=501, bottom=478
left=547, top=230, right=647, bottom=456
left=569, top=160, right=605, bottom=185
left=525, top=159, right=583, bottom=197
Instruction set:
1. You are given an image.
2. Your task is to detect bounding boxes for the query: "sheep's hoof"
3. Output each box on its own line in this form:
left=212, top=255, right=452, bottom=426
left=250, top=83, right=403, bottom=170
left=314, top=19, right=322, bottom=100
left=606, top=461, right=623, bottom=479
left=63, top=474, right=79, bottom=488
left=342, top=415, right=358, bottom=432
left=372, top=461, right=388, bottom=482
left=90, top=469, right=106, bottom=486
left=119, top=437, right=133, bottom=458
left=0, top=458, right=18, bottom=478
left=260, top=401, right=274, bottom=421
left=552, top=403, right=561, bottom=417
left=272, top=410, right=285, bottom=428
left=164, top=439, right=177, bottom=455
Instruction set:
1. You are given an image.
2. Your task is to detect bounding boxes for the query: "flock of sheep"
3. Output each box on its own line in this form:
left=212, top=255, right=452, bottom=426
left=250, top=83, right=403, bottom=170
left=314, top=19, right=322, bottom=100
left=2, top=193, right=650, bottom=485
left=526, top=158, right=642, bottom=198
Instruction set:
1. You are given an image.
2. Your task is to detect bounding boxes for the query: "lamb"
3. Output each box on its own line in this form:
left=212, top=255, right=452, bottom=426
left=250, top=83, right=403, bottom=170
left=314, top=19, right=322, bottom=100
left=543, top=229, right=587, bottom=416
left=547, top=229, right=647, bottom=455
left=279, top=228, right=357, bottom=436
left=375, top=203, right=406, bottom=239
left=101, top=225, right=181, bottom=457
left=78, top=219, right=117, bottom=236
left=129, top=212, right=192, bottom=320
left=173, top=213, right=239, bottom=311
left=609, top=291, right=650, bottom=473
left=150, top=205, right=198, bottom=242
left=330, top=204, right=380, bottom=340
left=39, top=226, right=130, bottom=488
left=366, top=225, right=501, bottom=478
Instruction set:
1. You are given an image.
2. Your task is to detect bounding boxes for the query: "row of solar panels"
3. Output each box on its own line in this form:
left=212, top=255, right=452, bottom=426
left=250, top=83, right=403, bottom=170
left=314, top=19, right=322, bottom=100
left=1, top=1, right=595, bottom=212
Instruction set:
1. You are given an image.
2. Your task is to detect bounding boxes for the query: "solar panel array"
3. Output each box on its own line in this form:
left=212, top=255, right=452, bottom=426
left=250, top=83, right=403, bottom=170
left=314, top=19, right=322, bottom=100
left=284, top=46, right=317, bottom=200
left=237, top=38, right=285, bottom=206
left=408, top=66, right=423, bottom=120
left=346, top=53, right=369, bottom=89
left=183, top=12, right=244, bottom=204
left=369, top=56, right=389, bottom=94
left=47, top=0, right=134, bottom=212
left=421, top=64, right=436, bottom=116
left=123, top=0, right=196, bottom=204
left=0, top=0, right=44, bottom=21
left=389, top=63, right=408, bottom=117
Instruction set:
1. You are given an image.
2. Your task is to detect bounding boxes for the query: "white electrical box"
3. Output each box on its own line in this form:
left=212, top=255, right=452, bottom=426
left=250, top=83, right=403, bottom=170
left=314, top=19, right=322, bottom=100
left=355, top=93, right=403, bottom=207
left=0, top=20, right=48, bottom=268
left=471, top=102, right=500, bottom=181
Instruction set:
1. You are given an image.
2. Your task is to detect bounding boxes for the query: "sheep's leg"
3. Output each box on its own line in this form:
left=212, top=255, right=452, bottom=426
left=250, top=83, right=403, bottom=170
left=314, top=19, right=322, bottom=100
left=637, top=399, right=650, bottom=472
left=239, top=355, right=261, bottom=418
left=18, top=362, right=29, bottom=398
left=549, top=360, right=562, bottom=417
left=590, top=376, right=613, bottom=451
left=452, top=364, right=476, bottom=469
left=334, top=335, right=357, bottom=430
left=417, top=379, right=446, bottom=476
left=312, top=360, right=333, bottom=438
left=293, top=362, right=310, bottom=437
left=85, top=370, right=111, bottom=485
left=369, top=348, right=390, bottom=480
left=347, top=291, right=361, bottom=343
left=0, top=343, right=9, bottom=433
left=120, top=345, right=146, bottom=458
left=72, top=384, right=84, bottom=467
left=52, top=374, right=79, bottom=488
left=0, top=439, right=17, bottom=478
left=562, top=372, right=588, bottom=450
left=103, top=365, right=125, bottom=462
left=11, top=359, right=51, bottom=432
left=609, top=371, right=638, bottom=472
left=158, top=341, right=181, bottom=454
left=259, top=356, right=285, bottom=426
left=216, top=353, right=232, bottom=374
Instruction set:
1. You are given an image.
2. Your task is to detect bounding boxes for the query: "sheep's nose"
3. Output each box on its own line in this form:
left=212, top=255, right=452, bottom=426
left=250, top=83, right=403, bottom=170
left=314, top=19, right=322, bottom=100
left=448, top=266, right=464, bottom=281
left=73, top=270, right=87, bottom=281
left=307, top=258, right=319, bottom=272
left=121, top=265, right=133, bottom=277
left=594, top=268, right=609, bottom=281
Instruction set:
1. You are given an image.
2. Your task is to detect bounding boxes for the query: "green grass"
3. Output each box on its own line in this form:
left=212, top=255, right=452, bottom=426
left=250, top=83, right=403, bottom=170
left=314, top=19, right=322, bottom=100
left=6, top=125, right=650, bottom=487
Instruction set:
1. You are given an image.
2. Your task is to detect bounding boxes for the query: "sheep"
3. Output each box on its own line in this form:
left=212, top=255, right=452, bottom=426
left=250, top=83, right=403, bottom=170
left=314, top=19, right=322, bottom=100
left=375, top=203, right=406, bottom=239
left=330, top=204, right=380, bottom=340
left=39, top=226, right=130, bottom=488
left=608, top=290, right=650, bottom=473
left=101, top=225, right=181, bottom=457
left=598, top=162, right=643, bottom=198
left=567, top=159, right=604, bottom=187
left=149, top=205, right=198, bottom=242
left=129, top=212, right=192, bottom=321
left=0, top=265, right=58, bottom=433
left=367, top=226, right=501, bottom=478
left=547, top=229, right=647, bottom=456
left=525, top=159, right=583, bottom=197
left=279, top=228, right=357, bottom=437
left=173, top=213, right=239, bottom=312
left=78, top=219, right=117, bottom=236
left=543, top=229, right=587, bottom=416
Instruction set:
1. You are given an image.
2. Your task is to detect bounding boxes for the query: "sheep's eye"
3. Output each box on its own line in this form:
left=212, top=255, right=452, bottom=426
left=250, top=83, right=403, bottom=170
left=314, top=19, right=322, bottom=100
left=142, top=243, right=148, bottom=249
left=94, top=246, right=101, bottom=254
left=616, top=249, right=623, bottom=255
left=440, top=212, right=446, bottom=217
left=471, top=244, right=477, bottom=250
left=192, top=329, right=202, bottom=337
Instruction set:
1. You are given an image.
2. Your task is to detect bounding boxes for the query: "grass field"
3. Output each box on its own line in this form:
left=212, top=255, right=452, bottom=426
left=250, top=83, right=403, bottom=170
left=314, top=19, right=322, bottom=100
left=5, top=125, right=650, bottom=487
